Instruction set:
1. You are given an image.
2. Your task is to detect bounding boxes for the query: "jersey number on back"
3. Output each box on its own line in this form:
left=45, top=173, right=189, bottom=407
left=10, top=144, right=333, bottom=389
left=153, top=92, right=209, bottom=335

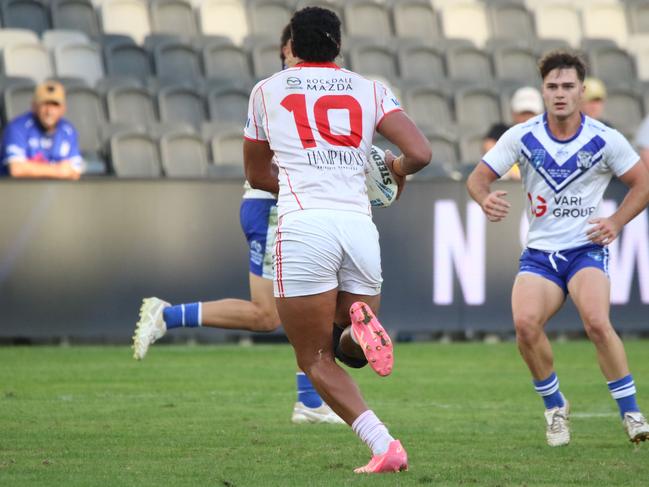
left=281, top=94, right=362, bottom=149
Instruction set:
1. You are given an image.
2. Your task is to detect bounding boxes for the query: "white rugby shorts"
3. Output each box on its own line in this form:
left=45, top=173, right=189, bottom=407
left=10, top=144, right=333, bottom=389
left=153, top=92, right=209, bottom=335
left=273, top=209, right=383, bottom=298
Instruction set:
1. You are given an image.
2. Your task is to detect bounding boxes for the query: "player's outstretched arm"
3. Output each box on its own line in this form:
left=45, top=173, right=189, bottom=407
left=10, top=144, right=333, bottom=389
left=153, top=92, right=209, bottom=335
left=587, top=161, right=649, bottom=245
left=244, top=139, right=279, bottom=194
left=466, top=162, right=510, bottom=222
left=377, top=111, right=431, bottom=176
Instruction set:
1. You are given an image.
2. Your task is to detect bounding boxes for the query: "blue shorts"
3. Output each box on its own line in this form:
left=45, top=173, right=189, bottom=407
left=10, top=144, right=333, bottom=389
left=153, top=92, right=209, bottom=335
left=518, top=244, right=609, bottom=294
left=239, top=198, right=277, bottom=280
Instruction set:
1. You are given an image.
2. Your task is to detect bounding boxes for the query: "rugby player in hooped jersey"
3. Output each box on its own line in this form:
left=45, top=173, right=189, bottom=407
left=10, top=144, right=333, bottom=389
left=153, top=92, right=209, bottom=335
left=467, top=50, right=649, bottom=447
left=244, top=7, right=431, bottom=473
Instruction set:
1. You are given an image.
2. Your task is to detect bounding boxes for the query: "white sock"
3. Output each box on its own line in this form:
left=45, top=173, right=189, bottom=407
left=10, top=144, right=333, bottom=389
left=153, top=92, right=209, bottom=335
left=351, top=410, right=394, bottom=455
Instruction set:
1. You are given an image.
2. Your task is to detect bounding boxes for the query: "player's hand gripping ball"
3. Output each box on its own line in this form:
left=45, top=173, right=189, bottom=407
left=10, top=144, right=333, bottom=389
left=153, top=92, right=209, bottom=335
left=365, top=145, right=399, bottom=208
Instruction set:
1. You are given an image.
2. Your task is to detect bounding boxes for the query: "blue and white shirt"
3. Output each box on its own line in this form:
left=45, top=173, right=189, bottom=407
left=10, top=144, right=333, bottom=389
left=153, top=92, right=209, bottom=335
left=1, top=112, right=83, bottom=175
left=483, top=113, right=639, bottom=251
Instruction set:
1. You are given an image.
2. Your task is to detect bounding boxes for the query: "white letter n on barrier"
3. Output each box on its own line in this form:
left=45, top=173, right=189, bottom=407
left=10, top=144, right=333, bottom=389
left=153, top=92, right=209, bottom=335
left=433, top=200, right=486, bottom=305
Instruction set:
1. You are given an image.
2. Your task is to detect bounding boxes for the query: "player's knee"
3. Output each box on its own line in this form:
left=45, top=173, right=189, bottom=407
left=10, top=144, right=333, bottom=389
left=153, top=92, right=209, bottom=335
left=297, top=352, right=336, bottom=379
left=253, top=308, right=281, bottom=332
left=583, top=315, right=613, bottom=344
left=513, top=314, right=543, bottom=345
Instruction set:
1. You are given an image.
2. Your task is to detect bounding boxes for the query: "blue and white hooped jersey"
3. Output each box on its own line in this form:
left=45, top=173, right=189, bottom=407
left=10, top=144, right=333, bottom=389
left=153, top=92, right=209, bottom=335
left=482, top=113, right=639, bottom=251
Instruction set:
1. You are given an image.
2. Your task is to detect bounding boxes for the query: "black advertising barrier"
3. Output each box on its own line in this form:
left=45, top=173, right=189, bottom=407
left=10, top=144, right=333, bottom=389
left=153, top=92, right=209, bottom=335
left=0, top=179, right=647, bottom=341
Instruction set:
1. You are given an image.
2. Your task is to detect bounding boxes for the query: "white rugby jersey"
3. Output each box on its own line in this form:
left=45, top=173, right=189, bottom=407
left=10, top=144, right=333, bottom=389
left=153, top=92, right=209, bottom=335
left=483, top=113, right=639, bottom=251
left=244, top=62, right=402, bottom=217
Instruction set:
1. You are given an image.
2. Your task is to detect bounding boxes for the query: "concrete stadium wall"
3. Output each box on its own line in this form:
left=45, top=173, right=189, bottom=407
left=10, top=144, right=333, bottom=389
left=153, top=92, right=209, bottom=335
left=1, top=179, right=647, bottom=342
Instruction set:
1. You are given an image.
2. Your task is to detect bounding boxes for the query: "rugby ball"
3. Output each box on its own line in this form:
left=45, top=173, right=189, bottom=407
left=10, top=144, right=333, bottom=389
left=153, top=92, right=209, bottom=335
left=366, top=145, right=398, bottom=208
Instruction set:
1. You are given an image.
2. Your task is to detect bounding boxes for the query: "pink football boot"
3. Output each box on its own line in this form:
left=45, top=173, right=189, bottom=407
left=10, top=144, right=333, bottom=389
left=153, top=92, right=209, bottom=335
left=354, top=440, right=408, bottom=473
left=350, top=301, right=393, bottom=377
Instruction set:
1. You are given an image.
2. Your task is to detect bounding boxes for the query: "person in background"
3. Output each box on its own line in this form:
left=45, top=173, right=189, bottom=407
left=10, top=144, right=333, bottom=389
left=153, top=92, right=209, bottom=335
left=1, top=80, right=83, bottom=179
left=482, top=86, right=544, bottom=180
left=581, top=76, right=609, bottom=123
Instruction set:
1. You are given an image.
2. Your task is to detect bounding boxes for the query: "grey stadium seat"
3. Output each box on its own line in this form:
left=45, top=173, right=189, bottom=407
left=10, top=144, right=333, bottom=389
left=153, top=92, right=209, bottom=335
left=51, top=0, right=101, bottom=38
left=603, top=87, right=644, bottom=136
left=627, top=0, right=649, bottom=35
left=2, top=43, right=54, bottom=83
left=438, top=1, right=490, bottom=48
left=344, top=0, right=392, bottom=40
left=104, top=41, right=153, bottom=79
left=101, top=0, right=152, bottom=45
left=153, top=41, right=203, bottom=82
left=64, top=85, right=108, bottom=154
left=391, top=0, right=441, bottom=44
left=247, top=0, right=293, bottom=38
left=42, top=30, right=90, bottom=51
left=403, top=84, right=454, bottom=130
left=587, top=46, right=637, bottom=84
left=157, top=85, right=207, bottom=129
left=446, top=45, right=493, bottom=82
left=160, top=132, right=209, bottom=177
left=150, top=0, right=199, bottom=36
left=459, top=129, right=487, bottom=167
left=487, top=1, right=536, bottom=41
left=347, top=42, right=398, bottom=80
left=199, top=0, right=249, bottom=45
left=107, top=86, right=158, bottom=124
left=54, top=42, right=105, bottom=87
left=426, top=129, right=459, bottom=166
left=491, top=45, right=538, bottom=83
left=0, top=29, right=39, bottom=50
left=2, top=80, right=36, bottom=123
left=248, top=37, right=282, bottom=79
left=1, top=0, right=51, bottom=36
left=211, top=127, right=244, bottom=166
left=202, top=39, right=253, bottom=81
left=454, top=86, right=502, bottom=129
left=110, top=132, right=162, bottom=177
left=207, top=85, right=249, bottom=124
left=397, top=42, right=446, bottom=81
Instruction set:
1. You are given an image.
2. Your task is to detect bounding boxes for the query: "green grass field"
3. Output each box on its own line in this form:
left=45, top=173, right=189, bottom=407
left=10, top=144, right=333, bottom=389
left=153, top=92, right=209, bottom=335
left=1, top=342, right=648, bottom=486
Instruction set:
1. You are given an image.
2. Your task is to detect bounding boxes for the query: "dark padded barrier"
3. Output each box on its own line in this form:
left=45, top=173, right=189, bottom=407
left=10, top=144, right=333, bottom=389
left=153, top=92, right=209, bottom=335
left=1, top=179, right=647, bottom=341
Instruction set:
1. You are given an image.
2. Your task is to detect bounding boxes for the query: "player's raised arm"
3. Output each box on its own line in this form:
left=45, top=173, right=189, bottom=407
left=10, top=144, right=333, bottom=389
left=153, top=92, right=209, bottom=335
left=466, top=163, right=510, bottom=222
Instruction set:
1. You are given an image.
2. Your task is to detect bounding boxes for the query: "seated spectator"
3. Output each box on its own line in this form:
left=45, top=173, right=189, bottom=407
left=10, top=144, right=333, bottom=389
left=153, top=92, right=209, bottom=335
left=1, top=81, right=83, bottom=179
left=482, top=86, right=543, bottom=180
left=581, top=76, right=610, bottom=125
left=634, top=115, right=649, bottom=172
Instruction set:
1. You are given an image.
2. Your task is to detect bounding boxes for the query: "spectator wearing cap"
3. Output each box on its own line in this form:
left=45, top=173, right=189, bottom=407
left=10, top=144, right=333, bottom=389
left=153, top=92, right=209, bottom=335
left=581, top=77, right=609, bottom=124
left=482, top=86, right=544, bottom=180
left=1, top=81, right=83, bottom=179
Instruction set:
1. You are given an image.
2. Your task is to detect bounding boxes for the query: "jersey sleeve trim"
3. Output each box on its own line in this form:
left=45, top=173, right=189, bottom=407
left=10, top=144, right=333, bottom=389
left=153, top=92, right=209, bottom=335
left=244, top=135, right=268, bottom=143
left=376, top=108, right=404, bottom=130
left=481, top=160, right=501, bottom=178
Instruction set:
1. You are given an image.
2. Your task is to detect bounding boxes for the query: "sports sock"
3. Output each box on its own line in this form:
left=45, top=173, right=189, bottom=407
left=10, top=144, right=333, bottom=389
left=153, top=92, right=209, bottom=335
left=534, top=372, right=566, bottom=409
left=352, top=410, right=394, bottom=456
left=608, top=374, right=640, bottom=418
left=296, top=372, right=323, bottom=408
left=162, top=303, right=202, bottom=329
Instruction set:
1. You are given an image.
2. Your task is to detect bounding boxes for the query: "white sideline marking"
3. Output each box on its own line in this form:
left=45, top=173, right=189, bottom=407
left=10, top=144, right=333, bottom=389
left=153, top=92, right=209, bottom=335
left=571, top=412, right=617, bottom=418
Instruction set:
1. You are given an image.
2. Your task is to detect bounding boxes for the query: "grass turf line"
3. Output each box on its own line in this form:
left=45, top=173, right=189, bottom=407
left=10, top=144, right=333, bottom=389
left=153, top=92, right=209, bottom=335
left=1, top=342, right=648, bottom=486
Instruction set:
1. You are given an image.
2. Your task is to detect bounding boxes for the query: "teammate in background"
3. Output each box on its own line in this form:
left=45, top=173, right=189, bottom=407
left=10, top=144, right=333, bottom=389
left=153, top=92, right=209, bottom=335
left=244, top=7, right=431, bottom=473
left=467, top=50, right=649, bottom=447
left=1, top=81, right=83, bottom=179
left=132, top=25, right=344, bottom=426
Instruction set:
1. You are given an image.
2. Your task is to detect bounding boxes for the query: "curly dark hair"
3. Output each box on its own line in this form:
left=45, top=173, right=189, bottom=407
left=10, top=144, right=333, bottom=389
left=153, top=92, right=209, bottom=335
left=290, top=7, right=341, bottom=62
left=538, top=50, right=587, bottom=82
